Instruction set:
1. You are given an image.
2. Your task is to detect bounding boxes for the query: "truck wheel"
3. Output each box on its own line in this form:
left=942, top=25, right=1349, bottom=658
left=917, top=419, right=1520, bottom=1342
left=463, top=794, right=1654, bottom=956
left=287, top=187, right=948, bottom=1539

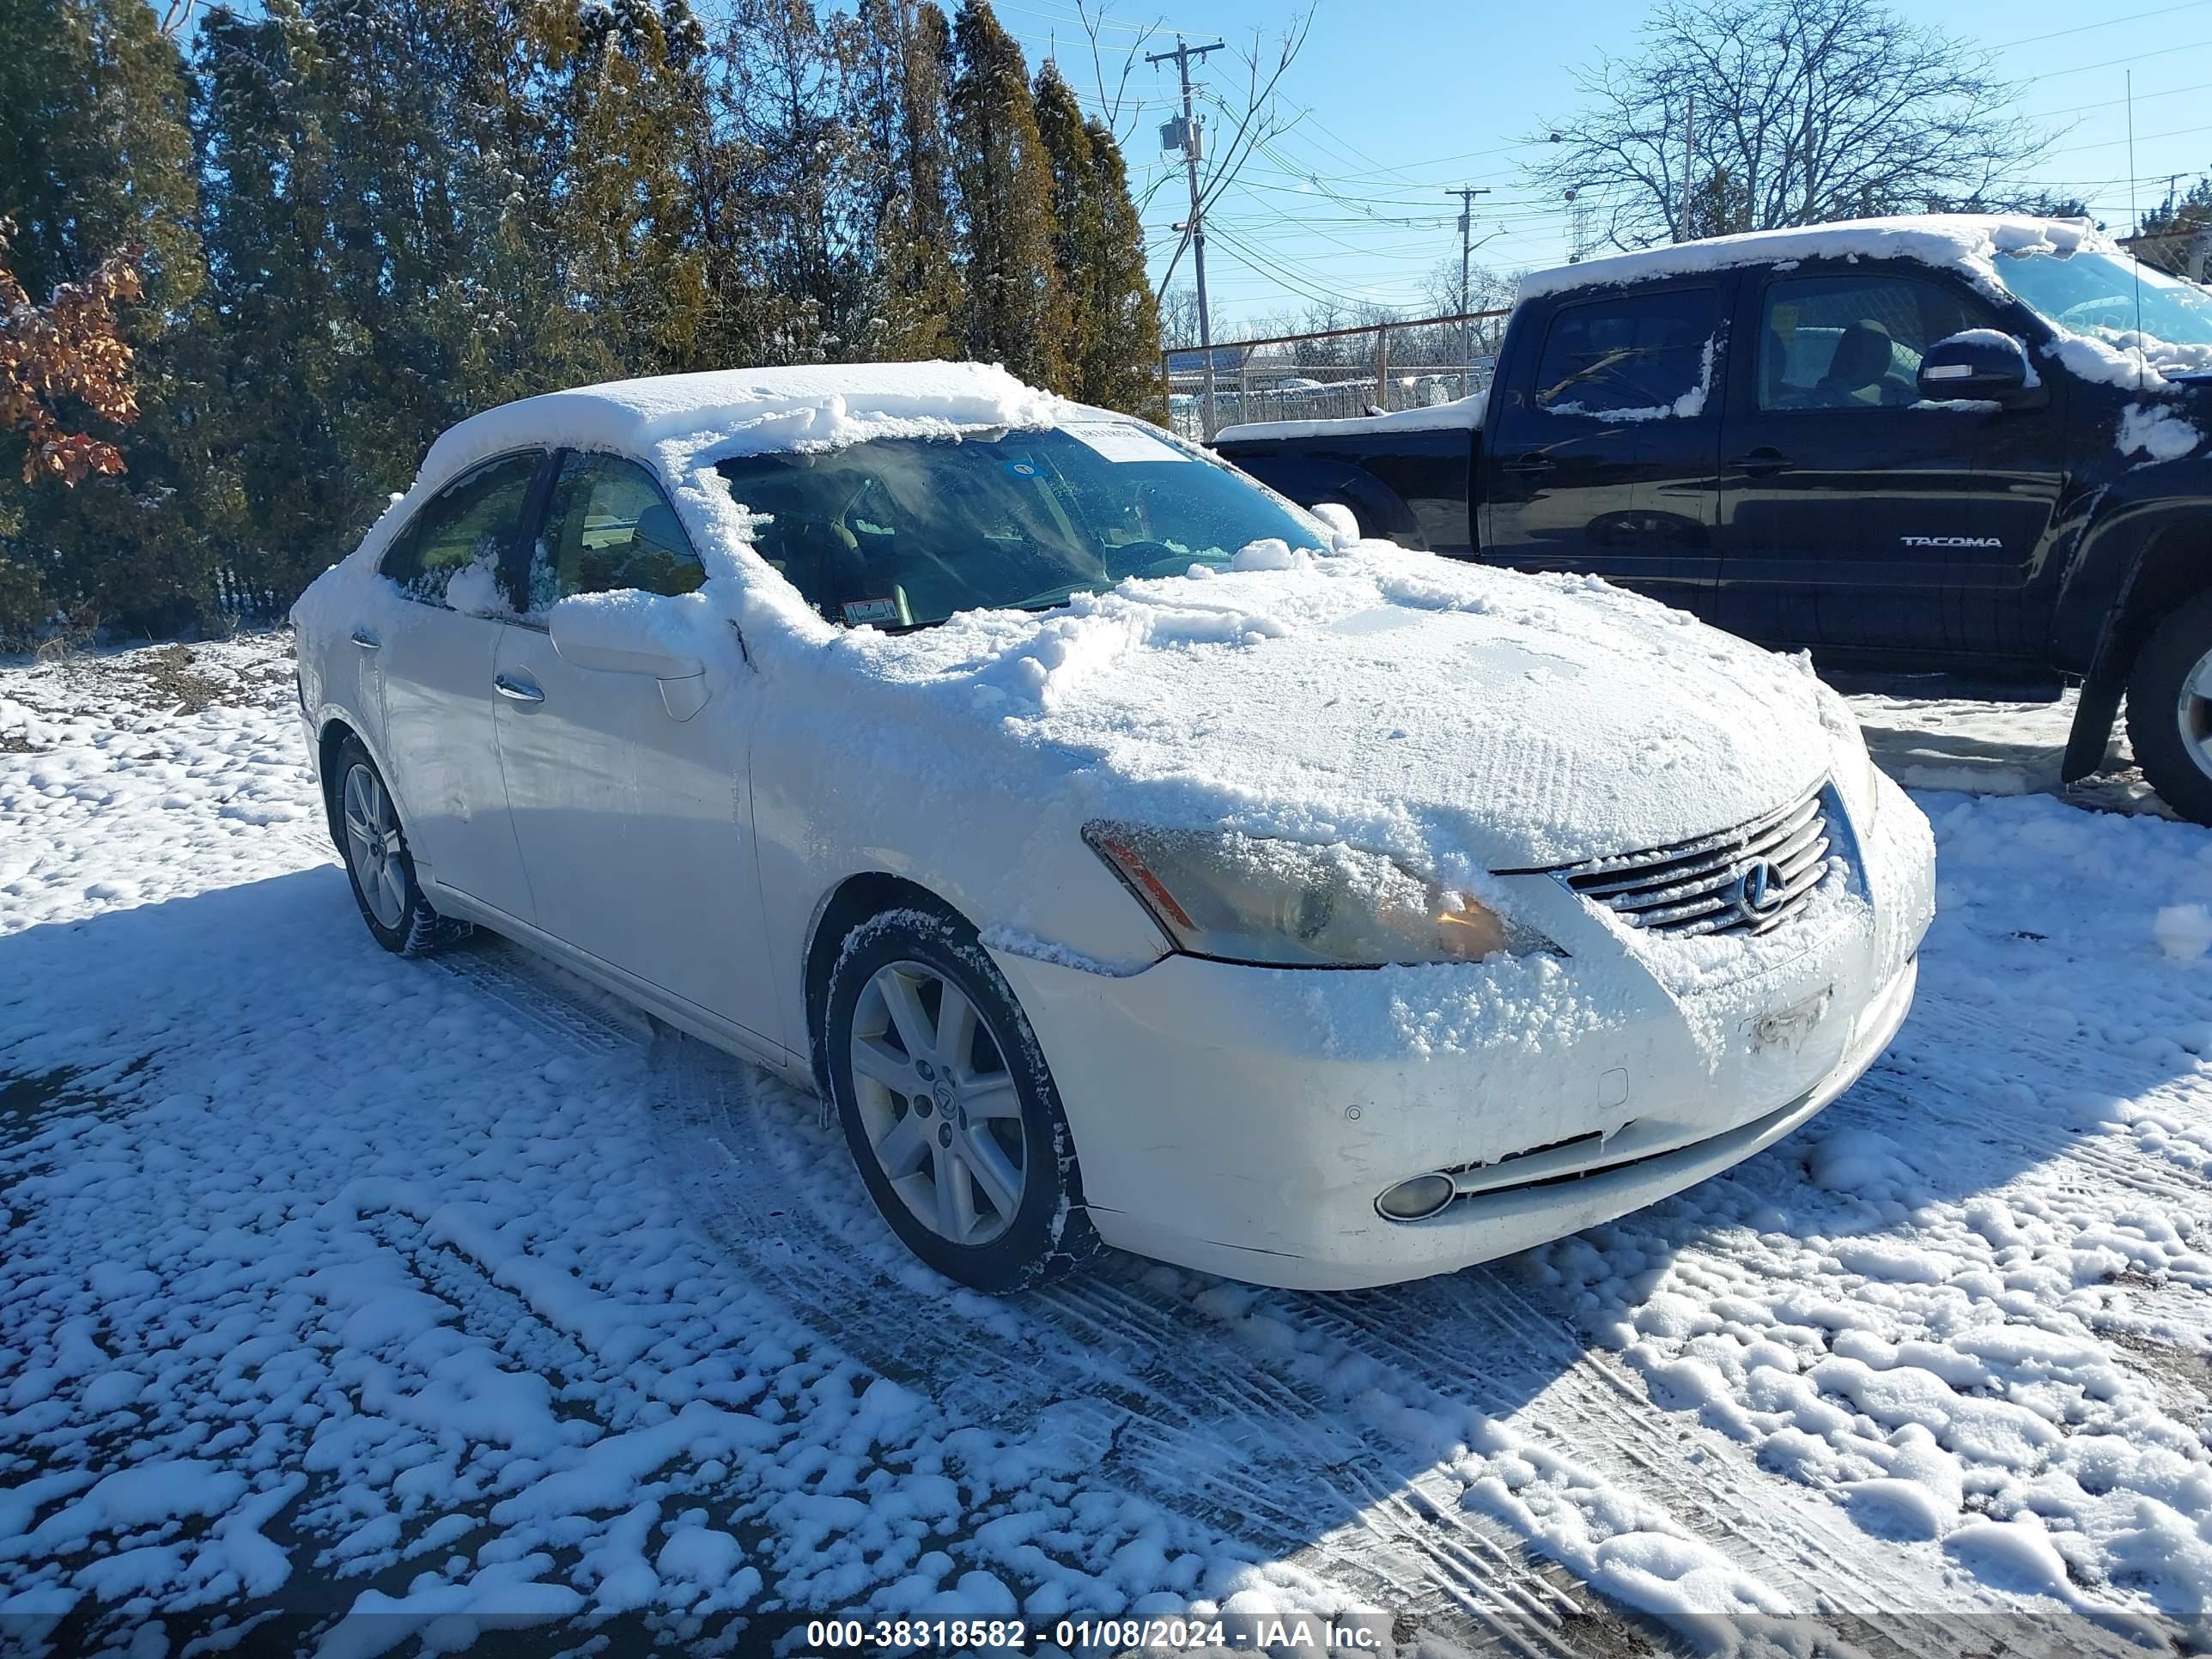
left=2125, top=591, right=2212, bottom=825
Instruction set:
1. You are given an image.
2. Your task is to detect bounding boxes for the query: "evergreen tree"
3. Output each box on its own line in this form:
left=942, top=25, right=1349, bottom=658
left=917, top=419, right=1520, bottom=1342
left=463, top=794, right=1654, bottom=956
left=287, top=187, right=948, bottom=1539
left=1032, top=62, right=1162, bottom=417
left=0, top=0, right=1170, bottom=641
left=1031, top=62, right=1099, bottom=382
left=549, top=0, right=721, bottom=379
left=949, top=0, right=1066, bottom=387
left=727, top=0, right=873, bottom=361
left=1077, top=114, right=1164, bottom=418
left=842, top=0, right=963, bottom=360
left=0, top=0, right=208, bottom=637
left=195, top=0, right=358, bottom=606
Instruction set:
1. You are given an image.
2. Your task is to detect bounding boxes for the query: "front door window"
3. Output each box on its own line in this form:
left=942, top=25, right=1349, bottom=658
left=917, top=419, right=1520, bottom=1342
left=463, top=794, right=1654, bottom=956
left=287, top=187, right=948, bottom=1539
left=524, top=453, right=708, bottom=617
left=1756, top=275, right=1999, bottom=411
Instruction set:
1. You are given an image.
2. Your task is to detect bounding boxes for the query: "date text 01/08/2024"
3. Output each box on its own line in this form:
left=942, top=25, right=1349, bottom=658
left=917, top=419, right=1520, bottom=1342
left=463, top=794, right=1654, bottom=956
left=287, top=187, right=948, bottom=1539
left=799, top=1614, right=1391, bottom=1651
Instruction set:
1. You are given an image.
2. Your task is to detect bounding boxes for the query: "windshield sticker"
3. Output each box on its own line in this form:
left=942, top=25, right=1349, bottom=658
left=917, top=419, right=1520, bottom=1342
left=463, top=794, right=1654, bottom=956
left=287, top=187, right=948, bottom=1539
left=1060, top=421, right=1190, bottom=465
left=841, top=596, right=908, bottom=627
left=1003, top=459, right=1042, bottom=478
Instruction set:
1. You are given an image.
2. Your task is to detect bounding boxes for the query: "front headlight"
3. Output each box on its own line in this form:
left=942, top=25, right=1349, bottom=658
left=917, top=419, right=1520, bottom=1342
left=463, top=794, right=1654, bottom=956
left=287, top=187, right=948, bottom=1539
left=1084, top=822, right=1555, bottom=967
left=1814, top=682, right=1881, bottom=833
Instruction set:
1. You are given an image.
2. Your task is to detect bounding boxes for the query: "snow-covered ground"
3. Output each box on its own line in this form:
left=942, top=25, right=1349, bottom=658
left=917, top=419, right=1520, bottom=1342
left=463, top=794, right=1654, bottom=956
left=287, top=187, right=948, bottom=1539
left=3, top=631, right=2209, bottom=1657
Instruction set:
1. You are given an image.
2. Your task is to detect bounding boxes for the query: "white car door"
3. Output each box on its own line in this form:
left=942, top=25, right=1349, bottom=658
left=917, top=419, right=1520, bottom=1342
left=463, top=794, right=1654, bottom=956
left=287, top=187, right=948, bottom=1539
left=371, top=450, right=543, bottom=925
left=489, top=452, right=781, bottom=1047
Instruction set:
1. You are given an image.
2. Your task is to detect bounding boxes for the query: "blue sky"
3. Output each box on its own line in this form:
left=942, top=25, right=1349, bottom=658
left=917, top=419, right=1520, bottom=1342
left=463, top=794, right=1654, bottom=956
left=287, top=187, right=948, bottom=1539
left=988, top=0, right=2212, bottom=331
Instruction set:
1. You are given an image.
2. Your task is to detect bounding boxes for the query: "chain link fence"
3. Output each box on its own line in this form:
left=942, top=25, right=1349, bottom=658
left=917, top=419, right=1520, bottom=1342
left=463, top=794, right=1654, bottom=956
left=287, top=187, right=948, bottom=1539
left=1161, top=309, right=1511, bottom=441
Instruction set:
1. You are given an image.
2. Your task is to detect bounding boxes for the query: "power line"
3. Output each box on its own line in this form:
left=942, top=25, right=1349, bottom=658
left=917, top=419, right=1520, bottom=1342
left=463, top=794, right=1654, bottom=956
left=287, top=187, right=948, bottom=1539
left=1995, top=0, right=2212, bottom=49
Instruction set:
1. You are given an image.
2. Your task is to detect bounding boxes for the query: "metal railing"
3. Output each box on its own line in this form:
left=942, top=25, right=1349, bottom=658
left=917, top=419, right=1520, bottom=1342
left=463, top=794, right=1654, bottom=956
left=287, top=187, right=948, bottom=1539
left=1160, top=308, right=1512, bottom=441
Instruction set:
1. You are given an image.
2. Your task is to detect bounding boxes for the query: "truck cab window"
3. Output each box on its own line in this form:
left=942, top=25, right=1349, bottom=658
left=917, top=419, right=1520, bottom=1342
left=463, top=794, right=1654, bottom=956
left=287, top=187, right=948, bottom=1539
left=1759, top=274, right=1998, bottom=411
left=1532, top=288, right=1721, bottom=416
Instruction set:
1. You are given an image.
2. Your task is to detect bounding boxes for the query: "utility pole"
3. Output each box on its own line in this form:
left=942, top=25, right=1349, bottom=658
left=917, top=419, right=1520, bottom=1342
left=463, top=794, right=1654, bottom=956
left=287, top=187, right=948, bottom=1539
left=1447, top=186, right=1490, bottom=392
left=1151, top=35, right=1225, bottom=434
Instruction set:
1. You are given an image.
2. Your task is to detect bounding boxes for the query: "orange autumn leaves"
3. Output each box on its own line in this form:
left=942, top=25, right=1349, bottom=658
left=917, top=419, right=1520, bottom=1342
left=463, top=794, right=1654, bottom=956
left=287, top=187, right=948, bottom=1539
left=1, top=221, right=144, bottom=486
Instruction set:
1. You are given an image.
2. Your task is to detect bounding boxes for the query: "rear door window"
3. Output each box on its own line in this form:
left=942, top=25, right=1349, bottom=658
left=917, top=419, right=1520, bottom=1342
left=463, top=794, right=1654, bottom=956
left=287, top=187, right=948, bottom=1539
left=1533, top=288, right=1723, bottom=417
left=381, top=453, right=541, bottom=605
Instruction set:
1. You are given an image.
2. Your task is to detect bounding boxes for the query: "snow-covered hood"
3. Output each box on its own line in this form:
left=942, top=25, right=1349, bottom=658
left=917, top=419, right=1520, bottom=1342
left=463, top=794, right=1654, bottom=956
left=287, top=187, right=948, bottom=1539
left=822, top=544, right=1831, bottom=878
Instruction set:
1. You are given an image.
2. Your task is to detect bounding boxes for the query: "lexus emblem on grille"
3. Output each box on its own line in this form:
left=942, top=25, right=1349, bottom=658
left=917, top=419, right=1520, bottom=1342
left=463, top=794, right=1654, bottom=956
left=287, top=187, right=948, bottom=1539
left=1733, top=860, right=1788, bottom=921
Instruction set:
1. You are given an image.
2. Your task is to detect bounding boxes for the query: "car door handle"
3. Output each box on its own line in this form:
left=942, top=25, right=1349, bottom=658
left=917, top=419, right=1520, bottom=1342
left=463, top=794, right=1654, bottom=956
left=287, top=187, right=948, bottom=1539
left=1730, top=448, right=1795, bottom=477
left=493, top=673, right=544, bottom=703
left=1501, top=453, right=1555, bottom=475
left=349, top=629, right=380, bottom=650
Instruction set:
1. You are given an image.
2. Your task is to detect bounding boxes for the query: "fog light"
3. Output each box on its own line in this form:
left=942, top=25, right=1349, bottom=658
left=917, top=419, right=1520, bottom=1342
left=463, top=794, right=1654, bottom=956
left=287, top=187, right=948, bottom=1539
left=1376, top=1172, right=1455, bottom=1221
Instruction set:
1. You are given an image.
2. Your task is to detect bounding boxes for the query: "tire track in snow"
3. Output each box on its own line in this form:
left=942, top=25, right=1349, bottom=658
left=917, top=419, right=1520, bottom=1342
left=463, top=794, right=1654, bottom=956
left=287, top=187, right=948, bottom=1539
left=1280, top=1278, right=2045, bottom=1659
left=653, top=1037, right=1606, bottom=1657
left=434, top=939, right=1638, bottom=1659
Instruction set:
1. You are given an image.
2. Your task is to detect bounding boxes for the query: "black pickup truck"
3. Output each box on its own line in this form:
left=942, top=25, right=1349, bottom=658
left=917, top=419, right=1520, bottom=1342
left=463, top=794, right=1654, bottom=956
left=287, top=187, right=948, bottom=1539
left=1211, top=216, right=2212, bottom=822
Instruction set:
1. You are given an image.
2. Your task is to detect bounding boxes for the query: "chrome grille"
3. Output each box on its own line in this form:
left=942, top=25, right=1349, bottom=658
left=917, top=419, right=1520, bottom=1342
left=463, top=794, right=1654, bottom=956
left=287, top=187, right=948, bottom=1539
left=1546, top=782, right=1833, bottom=939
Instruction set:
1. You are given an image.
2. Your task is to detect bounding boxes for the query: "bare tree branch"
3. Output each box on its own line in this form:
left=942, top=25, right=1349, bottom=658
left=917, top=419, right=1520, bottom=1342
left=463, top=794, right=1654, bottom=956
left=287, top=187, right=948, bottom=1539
left=1525, top=0, right=2052, bottom=248
left=1075, top=0, right=1164, bottom=146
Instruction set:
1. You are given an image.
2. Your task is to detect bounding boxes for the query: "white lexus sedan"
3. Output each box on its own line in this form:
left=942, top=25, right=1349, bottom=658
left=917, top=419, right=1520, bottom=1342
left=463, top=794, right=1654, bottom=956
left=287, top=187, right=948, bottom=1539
left=292, top=362, right=1935, bottom=1293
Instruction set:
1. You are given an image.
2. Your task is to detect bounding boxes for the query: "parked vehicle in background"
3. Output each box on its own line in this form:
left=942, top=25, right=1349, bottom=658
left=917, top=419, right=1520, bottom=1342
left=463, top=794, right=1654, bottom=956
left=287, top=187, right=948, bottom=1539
left=1212, top=216, right=2212, bottom=822
left=292, top=363, right=1933, bottom=1295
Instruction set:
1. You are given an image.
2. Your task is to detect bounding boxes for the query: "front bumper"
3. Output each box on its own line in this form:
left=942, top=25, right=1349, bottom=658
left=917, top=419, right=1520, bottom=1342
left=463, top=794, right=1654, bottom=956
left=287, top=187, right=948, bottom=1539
left=992, top=775, right=1933, bottom=1291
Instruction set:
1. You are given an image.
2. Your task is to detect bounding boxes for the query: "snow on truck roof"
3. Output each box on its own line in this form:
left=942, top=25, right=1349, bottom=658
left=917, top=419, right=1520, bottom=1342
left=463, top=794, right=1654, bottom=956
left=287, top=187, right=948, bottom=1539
left=1516, top=214, right=2120, bottom=303
left=421, top=361, right=1065, bottom=483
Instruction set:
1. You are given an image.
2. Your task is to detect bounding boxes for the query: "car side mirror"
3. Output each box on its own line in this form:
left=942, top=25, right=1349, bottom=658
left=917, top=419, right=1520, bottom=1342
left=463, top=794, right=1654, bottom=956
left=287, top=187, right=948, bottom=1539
left=548, top=593, right=713, bottom=719
left=1917, top=332, right=2031, bottom=401
left=1309, top=501, right=1361, bottom=549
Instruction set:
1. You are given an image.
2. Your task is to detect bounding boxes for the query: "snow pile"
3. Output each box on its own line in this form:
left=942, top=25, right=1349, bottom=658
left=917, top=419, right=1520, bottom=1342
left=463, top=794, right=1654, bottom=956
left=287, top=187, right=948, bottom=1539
left=2116, top=401, right=2205, bottom=464
left=1519, top=214, right=2115, bottom=304
left=2055, top=329, right=2212, bottom=388
left=801, top=540, right=1834, bottom=875
left=1212, top=390, right=1489, bottom=447
left=2153, top=902, right=2212, bottom=962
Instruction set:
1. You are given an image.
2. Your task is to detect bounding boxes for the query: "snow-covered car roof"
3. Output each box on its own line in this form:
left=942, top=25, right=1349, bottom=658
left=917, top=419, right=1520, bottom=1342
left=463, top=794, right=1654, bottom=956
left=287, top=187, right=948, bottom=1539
left=420, top=361, right=1066, bottom=487
left=1517, top=214, right=2120, bottom=304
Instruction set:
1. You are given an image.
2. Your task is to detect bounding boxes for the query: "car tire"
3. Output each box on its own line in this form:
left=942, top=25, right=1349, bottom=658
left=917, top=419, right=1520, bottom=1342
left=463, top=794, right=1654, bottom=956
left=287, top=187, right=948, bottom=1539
left=2126, top=591, right=2212, bottom=826
left=822, top=903, right=1101, bottom=1293
left=332, top=736, right=472, bottom=957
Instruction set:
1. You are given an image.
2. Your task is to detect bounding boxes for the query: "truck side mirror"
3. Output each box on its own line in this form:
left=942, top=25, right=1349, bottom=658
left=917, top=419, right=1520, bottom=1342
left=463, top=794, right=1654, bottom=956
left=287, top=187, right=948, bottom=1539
left=1917, top=332, right=2032, bottom=401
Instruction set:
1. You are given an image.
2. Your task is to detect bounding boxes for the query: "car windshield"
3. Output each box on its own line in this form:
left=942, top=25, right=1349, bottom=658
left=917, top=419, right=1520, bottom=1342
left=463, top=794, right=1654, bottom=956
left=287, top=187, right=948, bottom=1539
left=1991, top=246, right=2212, bottom=349
left=717, top=422, right=1324, bottom=630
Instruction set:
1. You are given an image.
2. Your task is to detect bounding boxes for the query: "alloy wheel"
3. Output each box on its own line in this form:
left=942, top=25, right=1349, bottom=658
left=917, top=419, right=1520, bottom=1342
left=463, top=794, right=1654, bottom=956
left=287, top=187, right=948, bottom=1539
left=848, top=959, right=1030, bottom=1247
left=342, top=763, right=408, bottom=930
left=2176, top=648, right=2212, bottom=783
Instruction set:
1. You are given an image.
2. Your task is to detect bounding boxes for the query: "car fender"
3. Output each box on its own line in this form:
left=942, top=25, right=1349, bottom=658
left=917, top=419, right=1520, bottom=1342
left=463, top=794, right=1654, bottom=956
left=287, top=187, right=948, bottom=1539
left=307, top=699, right=407, bottom=847
left=744, top=690, right=1175, bottom=1066
left=2055, top=462, right=2212, bottom=781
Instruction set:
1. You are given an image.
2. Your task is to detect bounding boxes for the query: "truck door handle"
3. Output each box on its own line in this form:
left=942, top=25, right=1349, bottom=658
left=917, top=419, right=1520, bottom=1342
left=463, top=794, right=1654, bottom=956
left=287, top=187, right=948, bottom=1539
left=493, top=673, right=544, bottom=703
left=1501, top=453, right=1555, bottom=475
left=349, top=629, right=381, bottom=651
left=1731, top=447, right=1795, bottom=477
